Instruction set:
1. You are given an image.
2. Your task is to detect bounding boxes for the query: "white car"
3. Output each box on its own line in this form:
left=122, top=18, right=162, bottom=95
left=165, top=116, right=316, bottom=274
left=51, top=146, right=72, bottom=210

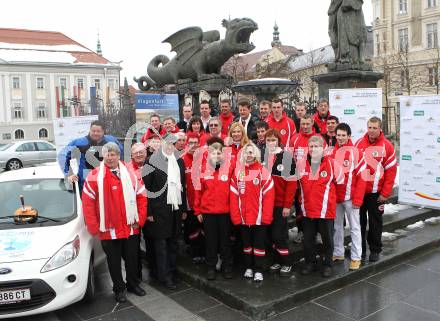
left=0, top=164, right=105, bottom=319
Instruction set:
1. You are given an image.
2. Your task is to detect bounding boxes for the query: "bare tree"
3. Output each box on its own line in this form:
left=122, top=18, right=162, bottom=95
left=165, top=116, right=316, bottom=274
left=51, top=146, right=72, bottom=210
left=222, top=55, right=249, bottom=82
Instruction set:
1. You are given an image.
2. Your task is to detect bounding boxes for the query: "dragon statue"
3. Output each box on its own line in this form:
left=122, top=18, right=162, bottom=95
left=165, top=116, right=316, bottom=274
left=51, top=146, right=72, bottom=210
left=134, top=18, right=258, bottom=90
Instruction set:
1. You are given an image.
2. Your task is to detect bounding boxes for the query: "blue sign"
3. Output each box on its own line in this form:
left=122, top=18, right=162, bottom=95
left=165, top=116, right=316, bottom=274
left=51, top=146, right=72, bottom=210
left=135, top=93, right=179, bottom=110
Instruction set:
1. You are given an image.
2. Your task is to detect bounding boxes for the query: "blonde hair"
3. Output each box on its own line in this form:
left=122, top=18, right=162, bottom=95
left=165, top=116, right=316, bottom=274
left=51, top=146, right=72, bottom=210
left=228, top=122, right=249, bottom=146
left=240, top=142, right=261, bottom=164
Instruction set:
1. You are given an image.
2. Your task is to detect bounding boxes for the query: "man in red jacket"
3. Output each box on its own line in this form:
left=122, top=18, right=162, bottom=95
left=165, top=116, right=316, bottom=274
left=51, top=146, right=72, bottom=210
left=219, top=99, right=234, bottom=135
left=313, top=98, right=331, bottom=135
left=182, top=133, right=205, bottom=263
left=266, top=98, right=296, bottom=147
left=82, top=142, right=148, bottom=303
left=331, top=123, right=366, bottom=270
left=141, top=114, right=166, bottom=143
left=355, top=117, right=397, bottom=262
left=298, top=136, right=344, bottom=277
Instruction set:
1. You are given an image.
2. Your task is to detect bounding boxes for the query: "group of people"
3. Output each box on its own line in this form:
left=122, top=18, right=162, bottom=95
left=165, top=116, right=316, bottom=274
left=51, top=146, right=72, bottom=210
left=61, top=97, right=397, bottom=303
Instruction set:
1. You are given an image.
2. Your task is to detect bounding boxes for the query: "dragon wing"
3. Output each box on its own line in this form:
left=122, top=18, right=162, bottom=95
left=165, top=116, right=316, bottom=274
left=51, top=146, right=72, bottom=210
left=163, top=27, right=203, bottom=65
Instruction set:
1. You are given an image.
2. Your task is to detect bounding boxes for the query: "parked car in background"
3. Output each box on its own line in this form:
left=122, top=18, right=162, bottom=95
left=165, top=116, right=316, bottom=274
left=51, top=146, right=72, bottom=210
left=0, top=141, right=57, bottom=171
left=0, top=164, right=105, bottom=319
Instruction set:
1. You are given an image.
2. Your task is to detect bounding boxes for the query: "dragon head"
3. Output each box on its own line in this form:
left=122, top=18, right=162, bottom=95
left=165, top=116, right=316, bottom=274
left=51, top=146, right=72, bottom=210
left=222, top=18, right=258, bottom=54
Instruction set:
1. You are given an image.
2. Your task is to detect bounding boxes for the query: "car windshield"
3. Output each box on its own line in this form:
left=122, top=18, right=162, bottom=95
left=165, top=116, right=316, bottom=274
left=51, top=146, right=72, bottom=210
left=0, top=179, right=76, bottom=229
left=0, top=143, right=13, bottom=151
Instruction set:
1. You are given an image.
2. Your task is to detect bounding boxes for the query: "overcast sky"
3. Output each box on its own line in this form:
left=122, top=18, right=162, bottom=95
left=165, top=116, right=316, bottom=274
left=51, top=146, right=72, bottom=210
left=0, top=0, right=373, bottom=85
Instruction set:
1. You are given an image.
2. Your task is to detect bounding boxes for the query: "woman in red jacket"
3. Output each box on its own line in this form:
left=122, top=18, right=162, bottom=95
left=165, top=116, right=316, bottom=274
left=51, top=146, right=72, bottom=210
left=187, top=116, right=207, bottom=146
left=194, top=140, right=234, bottom=281
left=224, top=122, right=249, bottom=161
left=230, top=143, right=275, bottom=282
left=264, top=129, right=297, bottom=277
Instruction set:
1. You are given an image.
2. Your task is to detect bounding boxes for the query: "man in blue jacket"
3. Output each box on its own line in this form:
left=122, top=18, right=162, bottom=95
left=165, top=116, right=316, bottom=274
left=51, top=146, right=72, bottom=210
left=60, top=120, right=122, bottom=192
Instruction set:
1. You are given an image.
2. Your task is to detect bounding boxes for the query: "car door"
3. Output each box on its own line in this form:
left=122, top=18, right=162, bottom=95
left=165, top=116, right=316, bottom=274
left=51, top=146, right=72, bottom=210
left=36, top=142, right=57, bottom=163
left=15, top=142, right=40, bottom=166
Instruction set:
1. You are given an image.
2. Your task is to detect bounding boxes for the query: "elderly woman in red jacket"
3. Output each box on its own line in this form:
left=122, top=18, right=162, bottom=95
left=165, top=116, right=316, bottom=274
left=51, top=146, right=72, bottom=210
left=230, top=142, right=275, bottom=282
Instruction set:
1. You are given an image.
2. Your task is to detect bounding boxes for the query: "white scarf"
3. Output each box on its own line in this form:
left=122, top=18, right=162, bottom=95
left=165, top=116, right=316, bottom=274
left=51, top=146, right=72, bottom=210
left=162, top=150, right=182, bottom=211
left=97, top=161, right=139, bottom=232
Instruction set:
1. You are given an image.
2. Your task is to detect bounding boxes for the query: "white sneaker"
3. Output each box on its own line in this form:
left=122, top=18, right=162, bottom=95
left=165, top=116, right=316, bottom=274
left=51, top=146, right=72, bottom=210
left=216, top=255, right=222, bottom=271
left=270, top=263, right=281, bottom=271
left=244, top=269, right=253, bottom=278
left=280, top=265, right=292, bottom=276
left=316, top=233, right=323, bottom=244
left=254, top=272, right=263, bottom=282
left=294, top=231, right=304, bottom=243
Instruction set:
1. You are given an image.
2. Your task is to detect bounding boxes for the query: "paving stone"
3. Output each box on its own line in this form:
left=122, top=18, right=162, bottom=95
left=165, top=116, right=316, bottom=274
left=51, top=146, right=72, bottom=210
left=169, top=288, right=220, bottom=313
left=361, top=301, right=440, bottom=321
left=88, top=306, right=154, bottom=321
left=406, top=249, right=440, bottom=274
left=198, top=305, right=251, bottom=321
left=402, top=279, right=440, bottom=315
left=268, top=302, right=352, bottom=321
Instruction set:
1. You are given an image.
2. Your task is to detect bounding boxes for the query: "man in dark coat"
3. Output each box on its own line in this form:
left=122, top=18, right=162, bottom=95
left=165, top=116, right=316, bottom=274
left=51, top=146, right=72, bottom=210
left=142, top=134, right=187, bottom=289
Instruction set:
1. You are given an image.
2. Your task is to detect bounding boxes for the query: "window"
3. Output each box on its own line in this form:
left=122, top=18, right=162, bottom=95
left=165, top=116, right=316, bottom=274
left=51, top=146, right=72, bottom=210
left=77, top=78, right=84, bottom=90
left=59, top=78, right=67, bottom=89
left=13, top=103, right=23, bottom=119
left=383, top=32, right=387, bottom=53
left=428, top=0, right=437, bottom=8
left=401, top=69, right=408, bottom=88
left=38, top=129, right=49, bottom=139
left=427, top=23, right=438, bottom=49
left=376, top=33, right=380, bottom=55
left=36, top=77, right=44, bottom=89
left=399, top=0, right=408, bottom=14
left=36, top=141, right=54, bottom=151
left=398, top=28, right=409, bottom=52
left=94, top=79, right=101, bottom=90
left=374, top=0, right=381, bottom=19
left=12, top=77, right=20, bottom=89
left=2, top=133, right=11, bottom=140
left=37, top=103, right=47, bottom=118
left=16, top=142, right=36, bottom=152
left=14, top=129, right=25, bottom=140
left=108, top=78, right=115, bottom=90
left=428, top=67, right=438, bottom=86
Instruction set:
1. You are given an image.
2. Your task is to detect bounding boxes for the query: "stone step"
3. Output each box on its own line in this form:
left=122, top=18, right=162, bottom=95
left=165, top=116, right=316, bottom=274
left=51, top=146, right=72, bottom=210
left=176, top=208, right=440, bottom=321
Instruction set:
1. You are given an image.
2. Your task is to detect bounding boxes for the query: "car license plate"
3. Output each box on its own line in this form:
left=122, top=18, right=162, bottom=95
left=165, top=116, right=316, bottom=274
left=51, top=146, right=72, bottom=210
left=0, top=288, right=31, bottom=304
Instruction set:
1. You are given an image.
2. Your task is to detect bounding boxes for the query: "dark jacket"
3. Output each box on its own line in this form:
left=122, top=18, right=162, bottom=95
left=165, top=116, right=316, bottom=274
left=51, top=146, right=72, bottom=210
left=233, top=115, right=259, bottom=142
left=177, top=119, right=190, bottom=132
left=142, top=151, right=187, bottom=239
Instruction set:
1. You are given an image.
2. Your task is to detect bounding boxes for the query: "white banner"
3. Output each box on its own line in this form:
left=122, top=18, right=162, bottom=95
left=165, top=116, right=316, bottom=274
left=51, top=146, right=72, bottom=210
left=52, top=115, right=98, bottom=153
left=329, top=88, right=382, bottom=143
left=399, top=95, right=440, bottom=209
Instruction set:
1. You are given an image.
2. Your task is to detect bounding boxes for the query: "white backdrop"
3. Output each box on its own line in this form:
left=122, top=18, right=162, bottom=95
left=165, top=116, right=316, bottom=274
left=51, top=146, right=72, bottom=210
left=329, top=88, right=383, bottom=143
left=52, top=115, right=98, bottom=153
left=398, top=95, right=440, bottom=209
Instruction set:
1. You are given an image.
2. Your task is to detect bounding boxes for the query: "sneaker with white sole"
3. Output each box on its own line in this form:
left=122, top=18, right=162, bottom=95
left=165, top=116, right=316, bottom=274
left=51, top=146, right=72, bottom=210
left=293, top=231, right=304, bottom=243
left=280, top=265, right=292, bottom=276
left=244, top=269, right=253, bottom=278
left=216, top=255, right=222, bottom=271
left=316, top=233, right=323, bottom=244
left=254, top=272, right=263, bottom=282
left=269, top=263, right=281, bottom=273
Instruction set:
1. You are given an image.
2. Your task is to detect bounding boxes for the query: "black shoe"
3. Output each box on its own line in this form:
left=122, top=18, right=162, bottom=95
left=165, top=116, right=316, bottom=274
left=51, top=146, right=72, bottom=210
left=164, top=280, right=177, bottom=290
left=193, top=256, right=205, bottom=264
left=223, top=267, right=233, bottom=280
left=301, top=264, right=315, bottom=275
left=127, top=285, right=146, bottom=296
left=369, top=252, right=380, bottom=262
left=321, top=266, right=332, bottom=278
left=207, top=269, right=216, bottom=281
left=115, top=291, right=127, bottom=303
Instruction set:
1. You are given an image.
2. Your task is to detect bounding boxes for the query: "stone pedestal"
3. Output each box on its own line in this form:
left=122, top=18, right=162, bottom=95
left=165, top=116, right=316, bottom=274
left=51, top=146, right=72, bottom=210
left=311, top=70, right=383, bottom=100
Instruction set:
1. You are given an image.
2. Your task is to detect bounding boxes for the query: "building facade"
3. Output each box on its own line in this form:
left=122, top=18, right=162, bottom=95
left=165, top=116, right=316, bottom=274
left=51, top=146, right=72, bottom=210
left=0, top=28, right=121, bottom=143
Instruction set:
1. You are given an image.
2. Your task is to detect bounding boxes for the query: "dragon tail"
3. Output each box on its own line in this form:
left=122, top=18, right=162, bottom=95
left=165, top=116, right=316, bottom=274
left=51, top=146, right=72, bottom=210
left=147, top=55, right=170, bottom=82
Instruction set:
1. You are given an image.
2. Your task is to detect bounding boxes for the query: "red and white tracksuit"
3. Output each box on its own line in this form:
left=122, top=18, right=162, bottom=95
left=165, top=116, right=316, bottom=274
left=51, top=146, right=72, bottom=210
left=313, top=112, right=330, bottom=135
left=331, top=141, right=367, bottom=261
left=141, top=127, right=166, bottom=143
left=230, top=162, right=275, bottom=273
left=220, top=112, right=234, bottom=136
left=265, top=113, right=296, bottom=147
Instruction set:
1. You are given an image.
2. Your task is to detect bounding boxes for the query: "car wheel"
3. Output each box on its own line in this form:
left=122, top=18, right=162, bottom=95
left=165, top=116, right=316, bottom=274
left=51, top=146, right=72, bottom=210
left=6, top=159, right=22, bottom=171
left=83, top=256, right=95, bottom=302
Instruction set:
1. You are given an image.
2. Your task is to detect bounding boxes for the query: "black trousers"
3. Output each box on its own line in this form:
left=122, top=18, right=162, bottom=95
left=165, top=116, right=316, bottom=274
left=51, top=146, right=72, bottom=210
left=360, top=192, right=384, bottom=254
left=270, top=207, right=291, bottom=265
left=183, top=211, right=205, bottom=258
left=101, top=234, right=140, bottom=293
left=303, top=218, right=334, bottom=267
left=203, top=214, right=233, bottom=270
left=152, top=237, right=178, bottom=283
left=241, top=225, right=267, bottom=273
left=294, top=189, right=304, bottom=232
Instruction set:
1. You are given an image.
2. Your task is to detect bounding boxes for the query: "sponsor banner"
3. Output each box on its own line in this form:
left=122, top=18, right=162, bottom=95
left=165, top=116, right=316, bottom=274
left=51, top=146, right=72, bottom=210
left=52, top=115, right=98, bottom=154
left=329, top=88, right=382, bottom=143
left=399, top=95, right=440, bottom=209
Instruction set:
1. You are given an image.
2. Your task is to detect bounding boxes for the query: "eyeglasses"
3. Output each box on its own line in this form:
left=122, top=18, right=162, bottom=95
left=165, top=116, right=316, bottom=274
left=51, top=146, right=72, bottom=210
left=209, top=123, right=219, bottom=127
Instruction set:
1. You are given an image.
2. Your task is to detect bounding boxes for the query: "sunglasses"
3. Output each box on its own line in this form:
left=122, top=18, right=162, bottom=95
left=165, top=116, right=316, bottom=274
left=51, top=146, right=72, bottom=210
left=209, top=123, right=219, bottom=127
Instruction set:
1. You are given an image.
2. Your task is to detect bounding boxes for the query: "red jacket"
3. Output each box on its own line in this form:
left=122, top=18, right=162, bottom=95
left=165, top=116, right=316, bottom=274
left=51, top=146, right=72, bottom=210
left=265, top=150, right=297, bottom=208
left=313, top=112, right=330, bottom=135
left=355, top=132, right=397, bottom=198
left=331, top=140, right=367, bottom=207
left=183, top=152, right=197, bottom=210
left=298, top=156, right=344, bottom=219
left=186, top=131, right=207, bottom=146
left=266, top=112, right=296, bottom=147
left=194, top=161, right=234, bottom=215
left=230, top=162, right=275, bottom=225
left=289, top=130, right=325, bottom=161
left=82, top=164, right=148, bottom=240
left=141, top=126, right=166, bottom=143
left=220, top=112, right=234, bottom=135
